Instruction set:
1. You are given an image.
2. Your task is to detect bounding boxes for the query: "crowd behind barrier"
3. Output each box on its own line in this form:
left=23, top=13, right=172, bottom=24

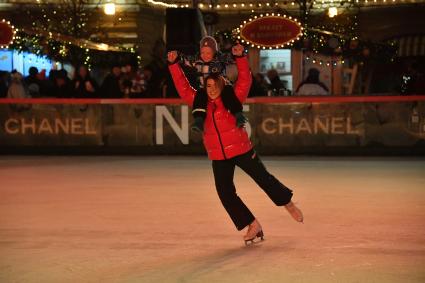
left=1, top=58, right=425, bottom=99
left=0, top=64, right=168, bottom=100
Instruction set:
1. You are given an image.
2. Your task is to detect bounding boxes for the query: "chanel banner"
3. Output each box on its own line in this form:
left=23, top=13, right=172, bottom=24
left=0, top=100, right=424, bottom=154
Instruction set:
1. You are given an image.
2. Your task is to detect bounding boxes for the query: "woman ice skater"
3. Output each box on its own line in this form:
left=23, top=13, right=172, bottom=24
left=167, top=43, right=303, bottom=245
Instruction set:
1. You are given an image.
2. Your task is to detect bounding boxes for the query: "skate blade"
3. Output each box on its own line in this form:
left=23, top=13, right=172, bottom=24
left=244, top=232, right=265, bottom=246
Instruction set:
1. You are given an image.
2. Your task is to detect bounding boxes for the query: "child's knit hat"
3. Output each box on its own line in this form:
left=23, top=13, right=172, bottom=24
left=200, top=36, right=218, bottom=53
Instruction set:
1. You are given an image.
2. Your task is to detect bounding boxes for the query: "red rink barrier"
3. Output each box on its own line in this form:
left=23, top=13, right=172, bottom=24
left=0, top=95, right=425, bottom=105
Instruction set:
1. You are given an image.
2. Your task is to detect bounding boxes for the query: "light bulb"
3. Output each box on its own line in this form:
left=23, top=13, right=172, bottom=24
left=104, top=3, right=115, bottom=15
left=328, top=7, right=338, bottom=17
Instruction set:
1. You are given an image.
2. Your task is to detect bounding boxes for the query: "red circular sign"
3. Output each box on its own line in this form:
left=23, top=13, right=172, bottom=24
left=240, top=16, right=302, bottom=48
left=0, top=22, right=14, bottom=46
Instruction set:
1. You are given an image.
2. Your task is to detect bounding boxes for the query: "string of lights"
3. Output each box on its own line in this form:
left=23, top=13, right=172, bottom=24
left=305, top=55, right=345, bottom=67
left=147, top=0, right=178, bottom=8
left=9, top=0, right=422, bottom=9
left=171, top=0, right=425, bottom=9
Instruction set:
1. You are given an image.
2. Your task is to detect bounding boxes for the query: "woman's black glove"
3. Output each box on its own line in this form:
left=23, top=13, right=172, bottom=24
left=235, top=112, right=248, bottom=128
left=191, top=117, right=204, bottom=132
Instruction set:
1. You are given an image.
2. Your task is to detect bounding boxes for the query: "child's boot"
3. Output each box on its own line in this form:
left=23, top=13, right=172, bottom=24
left=191, top=117, right=204, bottom=132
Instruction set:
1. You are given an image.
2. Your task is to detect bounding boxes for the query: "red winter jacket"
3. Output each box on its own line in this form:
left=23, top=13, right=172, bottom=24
left=169, top=56, right=253, bottom=160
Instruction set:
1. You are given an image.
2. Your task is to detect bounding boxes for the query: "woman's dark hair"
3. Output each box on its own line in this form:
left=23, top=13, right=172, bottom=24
left=204, top=73, right=225, bottom=93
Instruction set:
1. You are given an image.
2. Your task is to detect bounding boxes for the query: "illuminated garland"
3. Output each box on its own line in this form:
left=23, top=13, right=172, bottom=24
left=8, top=29, right=138, bottom=68
left=31, top=1, right=94, bottom=41
left=213, top=17, right=395, bottom=63
left=296, top=30, right=397, bottom=64
left=15, top=1, right=141, bottom=68
left=213, top=8, right=395, bottom=63
left=214, top=30, right=236, bottom=52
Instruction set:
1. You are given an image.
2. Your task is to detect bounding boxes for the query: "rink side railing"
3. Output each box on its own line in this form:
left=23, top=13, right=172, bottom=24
left=1, top=95, right=425, bottom=105
left=1, top=95, right=425, bottom=155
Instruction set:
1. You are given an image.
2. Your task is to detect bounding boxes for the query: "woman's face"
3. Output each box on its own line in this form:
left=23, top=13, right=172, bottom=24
left=206, top=78, right=221, bottom=99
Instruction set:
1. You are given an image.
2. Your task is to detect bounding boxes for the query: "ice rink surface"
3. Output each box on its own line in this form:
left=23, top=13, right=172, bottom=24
left=0, top=155, right=424, bottom=283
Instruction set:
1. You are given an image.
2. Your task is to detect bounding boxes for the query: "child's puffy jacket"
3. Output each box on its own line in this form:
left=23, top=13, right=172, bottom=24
left=168, top=56, right=253, bottom=160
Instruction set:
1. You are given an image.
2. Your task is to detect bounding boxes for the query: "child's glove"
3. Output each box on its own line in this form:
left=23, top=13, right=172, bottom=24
left=235, top=112, right=248, bottom=128
left=191, top=117, right=204, bottom=132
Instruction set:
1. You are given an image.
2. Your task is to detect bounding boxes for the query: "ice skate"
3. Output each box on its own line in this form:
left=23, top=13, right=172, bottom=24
left=285, top=201, right=304, bottom=223
left=243, top=219, right=264, bottom=245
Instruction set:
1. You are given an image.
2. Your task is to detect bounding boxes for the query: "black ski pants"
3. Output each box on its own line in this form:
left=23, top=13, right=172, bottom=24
left=212, top=149, right=293, bottom=230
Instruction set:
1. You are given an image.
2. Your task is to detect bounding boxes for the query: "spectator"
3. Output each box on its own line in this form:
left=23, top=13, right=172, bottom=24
left=0, top=71, right=9, bottom=98
left=144, top=38, right=168, bottom=98
left=24, top=66, right=43, bottom=97
left=46, top=70, right=59, bottom=97
left=121, top=64, right=135, bottom=97
left=37, top=69, right=47, bottom=81
left=38, top=69, right=48, bottom=96
left=138, top=65, right=156, bottom=98
left=249, top=73, right=269, bottom=97
left=400, top=62, right=425, bottom=95
left=143, top=62, right=166, bottom=98
left=296, top=68, right=329, bottom=95
left=121, top=64, right=145, bottom=98
left=7, top=71, right=30, bottom=99
left=255, top=73, right=270, bottom=91
left=99, top=66, right=123, bottom=98
left=129, top=68, right=145, bottom=97
left=51, top=69, right=73, bottom=98
left=266, top=69, right=286, bottom=95
left=73, top=65, right=98, bottom=98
